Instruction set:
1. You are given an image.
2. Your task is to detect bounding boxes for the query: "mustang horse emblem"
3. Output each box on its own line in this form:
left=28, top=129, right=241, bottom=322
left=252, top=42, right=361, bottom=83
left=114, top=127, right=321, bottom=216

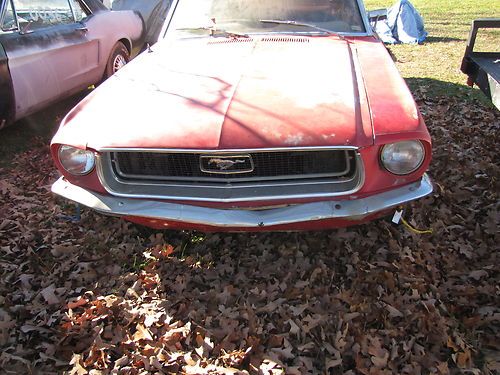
left=208, top=158, right=247, bottom=170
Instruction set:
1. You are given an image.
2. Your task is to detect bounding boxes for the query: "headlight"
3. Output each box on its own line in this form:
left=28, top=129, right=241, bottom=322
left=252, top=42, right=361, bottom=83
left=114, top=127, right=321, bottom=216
left=58, top=145, right=95, bottom=175
left=381, top=140, right=425, bottom=175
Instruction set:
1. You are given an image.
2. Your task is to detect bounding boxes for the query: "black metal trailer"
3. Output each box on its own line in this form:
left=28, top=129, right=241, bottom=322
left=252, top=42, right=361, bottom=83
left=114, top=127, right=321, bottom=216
left=461, top=18, right=500, bottom=110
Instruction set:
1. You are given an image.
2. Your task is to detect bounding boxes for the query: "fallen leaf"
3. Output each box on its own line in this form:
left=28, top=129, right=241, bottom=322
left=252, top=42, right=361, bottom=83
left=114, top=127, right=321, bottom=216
left=41, top=284, right=60, bottom=305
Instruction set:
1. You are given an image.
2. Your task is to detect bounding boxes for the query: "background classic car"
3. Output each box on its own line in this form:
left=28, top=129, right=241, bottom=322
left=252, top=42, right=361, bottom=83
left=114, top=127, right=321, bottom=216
left=108, top=0, right=173, bottom=46
left=0, top=0, right=143, bottom=128
left=50, top=0, right=433, bottom=231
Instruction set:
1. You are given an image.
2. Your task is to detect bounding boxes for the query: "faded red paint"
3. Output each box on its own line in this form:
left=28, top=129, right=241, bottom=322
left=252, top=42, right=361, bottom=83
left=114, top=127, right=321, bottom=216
left=354, top=38, right=430, bottom=142
left=52, top=36, right=390, bottom=149
left=50, top=33, right=432, bottom=230
left=52, top=35, right=430, bottom=149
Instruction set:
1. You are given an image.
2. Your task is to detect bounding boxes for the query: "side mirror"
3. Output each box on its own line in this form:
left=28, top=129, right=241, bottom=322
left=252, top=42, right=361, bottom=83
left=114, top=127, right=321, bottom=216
left=19, top=21, right=34, bottom=35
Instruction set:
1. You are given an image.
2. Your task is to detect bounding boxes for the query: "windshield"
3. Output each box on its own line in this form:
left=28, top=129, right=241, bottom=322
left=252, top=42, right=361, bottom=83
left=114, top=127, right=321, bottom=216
left=166, top=0, right=366, bottom=38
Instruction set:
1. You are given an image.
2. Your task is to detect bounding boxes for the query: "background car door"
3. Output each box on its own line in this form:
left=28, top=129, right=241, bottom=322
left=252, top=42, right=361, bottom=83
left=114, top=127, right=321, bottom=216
left=0, top=0, right=99, bottom=120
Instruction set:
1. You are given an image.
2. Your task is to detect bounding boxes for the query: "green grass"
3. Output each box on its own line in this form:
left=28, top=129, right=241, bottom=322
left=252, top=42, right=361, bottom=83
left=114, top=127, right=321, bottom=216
left=364, top=0, right=499, bottom=99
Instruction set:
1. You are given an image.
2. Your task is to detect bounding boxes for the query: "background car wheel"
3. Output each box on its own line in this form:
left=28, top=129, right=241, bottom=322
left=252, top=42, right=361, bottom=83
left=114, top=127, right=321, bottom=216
left=104, top=42, right=130, bottom=79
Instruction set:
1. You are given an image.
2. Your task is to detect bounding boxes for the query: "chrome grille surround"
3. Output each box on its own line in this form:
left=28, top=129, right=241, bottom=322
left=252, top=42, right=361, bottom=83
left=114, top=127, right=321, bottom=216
left=111, top=149, right=353, bottom=182
left=97, top=147, right=365, bottom=203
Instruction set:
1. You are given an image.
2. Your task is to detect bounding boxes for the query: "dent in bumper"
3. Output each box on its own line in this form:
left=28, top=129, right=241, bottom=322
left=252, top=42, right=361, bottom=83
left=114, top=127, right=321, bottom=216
left=51, top=174, right=433, bottom=229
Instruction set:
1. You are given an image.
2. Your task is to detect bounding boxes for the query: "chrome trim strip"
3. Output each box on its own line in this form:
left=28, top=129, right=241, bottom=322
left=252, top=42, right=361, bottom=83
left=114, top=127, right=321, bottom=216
left=106, top=158, right=358, bottom=188
left=111, top=170, right=356, bottom=183
left=52, top=174, right=433, bottom=228
left=110, top=149, right=353, bottom=182
left=0, top=1, right=7, bottom=30
left=158, top=0, right=179, bottom=40
left=170, top=31, right=373, bottom=38
left=248, top=31, right=372, bottom=37
left=68, top=0, right=77, bottom=22
left=357, top=0, right=374, bottom=36
left=96, top=152, right=365, bottom=203
left=104, top=165, right=359, bottom=189
left=2, top=0, right=19, bottom=32
left=98, top=146, right=359, bottom=153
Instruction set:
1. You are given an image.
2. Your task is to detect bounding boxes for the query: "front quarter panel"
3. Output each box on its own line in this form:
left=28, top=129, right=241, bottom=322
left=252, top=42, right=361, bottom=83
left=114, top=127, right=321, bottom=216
left=84, top=10, right=144, bottom=71
left=354, top=37, right=430, bottom=143
left=352, top=37, right=431, bottom=192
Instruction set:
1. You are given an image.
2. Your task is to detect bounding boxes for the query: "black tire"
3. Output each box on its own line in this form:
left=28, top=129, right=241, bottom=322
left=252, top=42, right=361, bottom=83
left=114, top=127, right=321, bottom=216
left=104, top=42, right=130, bottom=79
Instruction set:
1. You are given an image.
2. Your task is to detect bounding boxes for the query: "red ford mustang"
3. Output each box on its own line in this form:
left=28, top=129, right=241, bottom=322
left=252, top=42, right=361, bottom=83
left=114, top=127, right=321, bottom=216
left=50, top=0, right=433, bottom=232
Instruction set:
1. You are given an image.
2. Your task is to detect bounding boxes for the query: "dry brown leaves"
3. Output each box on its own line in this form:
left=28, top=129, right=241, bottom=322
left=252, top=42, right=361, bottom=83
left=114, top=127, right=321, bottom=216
left=0, top=94, right=498, bottom=374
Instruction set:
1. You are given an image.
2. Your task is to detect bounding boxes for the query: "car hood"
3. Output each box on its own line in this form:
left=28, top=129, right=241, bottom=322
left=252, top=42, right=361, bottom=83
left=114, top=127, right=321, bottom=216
left=54, top=35, right=376, bottom=150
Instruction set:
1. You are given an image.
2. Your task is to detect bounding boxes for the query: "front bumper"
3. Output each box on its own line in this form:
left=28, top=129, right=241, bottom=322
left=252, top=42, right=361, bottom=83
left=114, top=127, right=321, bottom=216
left=52, top=174, right=433, bottom=230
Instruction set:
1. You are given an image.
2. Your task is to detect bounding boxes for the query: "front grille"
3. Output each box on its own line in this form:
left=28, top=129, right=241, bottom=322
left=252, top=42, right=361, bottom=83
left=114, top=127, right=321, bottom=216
left=112, top=150, right=354, bottom=183
left=98, top=148, right=363, bottom=202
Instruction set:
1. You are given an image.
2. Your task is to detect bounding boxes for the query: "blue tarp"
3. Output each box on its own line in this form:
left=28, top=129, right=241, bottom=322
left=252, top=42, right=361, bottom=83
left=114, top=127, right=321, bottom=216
left=374, top=0, right=428, bottom=44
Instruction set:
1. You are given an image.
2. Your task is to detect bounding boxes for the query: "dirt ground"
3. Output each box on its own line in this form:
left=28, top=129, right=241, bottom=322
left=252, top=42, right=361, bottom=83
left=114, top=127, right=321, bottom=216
left=0, top=91, right=498, bottom=374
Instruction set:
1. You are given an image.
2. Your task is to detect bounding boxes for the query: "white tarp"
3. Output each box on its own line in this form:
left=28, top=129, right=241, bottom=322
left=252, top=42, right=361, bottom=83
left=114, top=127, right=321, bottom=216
left=373, top=0, right=427, bottom=44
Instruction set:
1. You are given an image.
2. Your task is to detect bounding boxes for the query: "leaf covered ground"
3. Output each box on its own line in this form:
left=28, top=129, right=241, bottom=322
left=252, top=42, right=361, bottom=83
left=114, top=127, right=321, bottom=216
left=0, top=92, right=498, bottom=374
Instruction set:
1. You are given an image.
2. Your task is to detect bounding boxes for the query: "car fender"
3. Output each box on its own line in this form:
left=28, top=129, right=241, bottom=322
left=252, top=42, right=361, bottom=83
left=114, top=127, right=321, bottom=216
left=83, top=10, right=144, bottom=74
left=354, top=37, right=431, bottom=144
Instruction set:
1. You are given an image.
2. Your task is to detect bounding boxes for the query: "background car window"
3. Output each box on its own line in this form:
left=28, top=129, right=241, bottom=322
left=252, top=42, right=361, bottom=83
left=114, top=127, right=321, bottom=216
left=69, top=0, right=89, bottom=22
left=13, top=0, right=75, bottom=31
left=1, top=0, right=17, bottom=31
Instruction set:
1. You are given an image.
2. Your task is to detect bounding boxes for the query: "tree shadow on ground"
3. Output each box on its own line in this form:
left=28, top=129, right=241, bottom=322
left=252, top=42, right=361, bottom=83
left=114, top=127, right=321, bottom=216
left=404, top=76, right=495, bottom=109
left=423, top=36, right=465, bottom=44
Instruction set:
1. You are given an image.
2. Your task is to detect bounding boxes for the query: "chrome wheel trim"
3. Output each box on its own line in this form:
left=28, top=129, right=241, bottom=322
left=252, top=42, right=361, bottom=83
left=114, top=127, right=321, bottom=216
left=112, top=54, right=127, bottom=73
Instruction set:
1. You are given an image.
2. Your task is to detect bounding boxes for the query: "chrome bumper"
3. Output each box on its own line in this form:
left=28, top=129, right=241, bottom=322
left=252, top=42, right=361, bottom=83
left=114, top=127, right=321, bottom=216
left=52, top=174, right=433, bottom=228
